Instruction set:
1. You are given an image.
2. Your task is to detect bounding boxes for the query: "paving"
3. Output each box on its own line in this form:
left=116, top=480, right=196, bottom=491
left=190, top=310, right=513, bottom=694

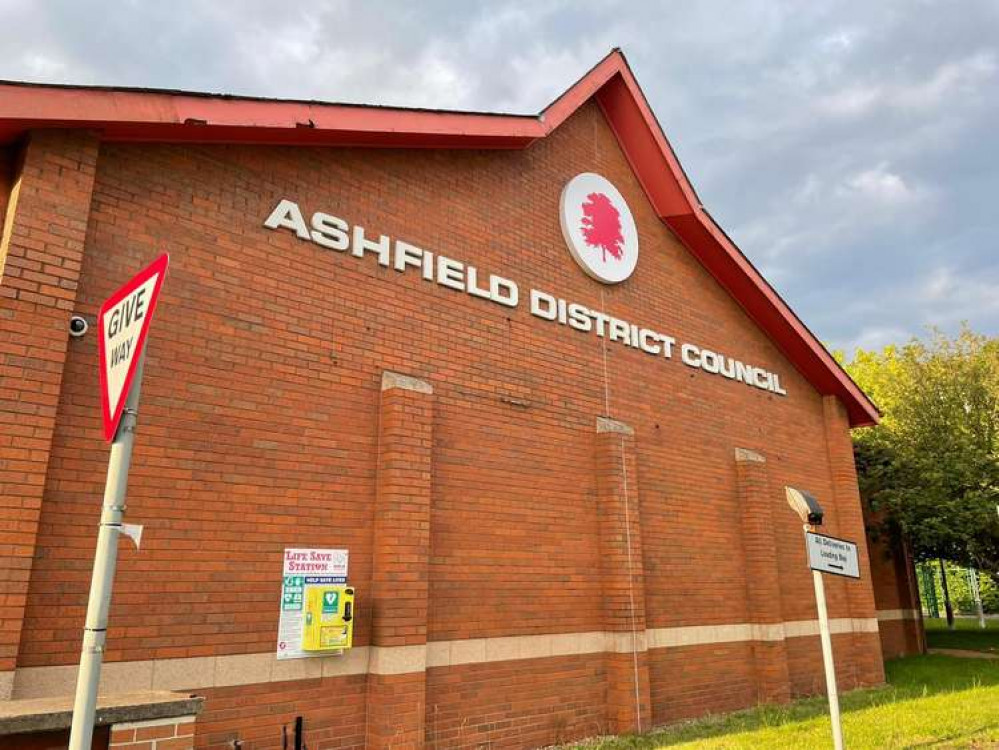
left=928, top=647, right=999, bottom=660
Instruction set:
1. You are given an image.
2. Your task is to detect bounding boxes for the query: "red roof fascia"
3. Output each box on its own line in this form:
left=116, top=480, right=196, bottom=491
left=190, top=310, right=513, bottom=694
left=0, top=85, right=542, bottom=147
left=0, top=50, right=878, bottom=426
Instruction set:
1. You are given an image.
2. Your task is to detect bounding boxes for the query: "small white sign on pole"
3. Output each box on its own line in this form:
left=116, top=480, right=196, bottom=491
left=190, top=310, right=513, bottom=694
left=806, top=532, right=860, bottom=579
left=805, top=530, right=859, bottom=750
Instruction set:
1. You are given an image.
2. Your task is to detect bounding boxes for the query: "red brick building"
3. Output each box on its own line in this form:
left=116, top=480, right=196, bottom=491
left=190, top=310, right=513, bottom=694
left=0, top=51, right=921, bottom=749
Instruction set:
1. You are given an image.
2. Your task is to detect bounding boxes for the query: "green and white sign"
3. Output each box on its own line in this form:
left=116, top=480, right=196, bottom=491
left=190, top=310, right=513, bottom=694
left=322, top=590, right=339, bottom=614
left=282, top=576, right=304, bottom=611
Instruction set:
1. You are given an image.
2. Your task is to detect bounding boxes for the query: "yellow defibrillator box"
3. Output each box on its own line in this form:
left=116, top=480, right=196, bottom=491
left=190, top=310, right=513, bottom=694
left=302, top=585, right=354, bottom=651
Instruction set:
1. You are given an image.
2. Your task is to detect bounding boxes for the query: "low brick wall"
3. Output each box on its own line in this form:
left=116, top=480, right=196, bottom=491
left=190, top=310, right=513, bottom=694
left=110, top=716, right=196, bottom=750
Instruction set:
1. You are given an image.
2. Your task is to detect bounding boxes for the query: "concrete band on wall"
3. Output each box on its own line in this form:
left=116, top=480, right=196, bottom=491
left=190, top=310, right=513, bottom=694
left=876, top=609, right=921, bottom=621
left=9, top=618, right=880, bottom=699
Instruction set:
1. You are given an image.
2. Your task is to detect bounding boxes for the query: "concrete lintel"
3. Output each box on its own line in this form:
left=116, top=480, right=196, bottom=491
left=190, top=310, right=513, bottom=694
left=734, top=447, right=766, bottom=464
left=596, top=416, right=634, bottom=435
left=381, top=371, right=433, bottom=394
left=368, top=644, right=427, bottom=675
left=0, top=690, right=202, bottom=736
left=877, top=608, right=920, bottom=621
left=603, top=631, right=648, bottom=654
left=108, top=714, right=197, bottom=731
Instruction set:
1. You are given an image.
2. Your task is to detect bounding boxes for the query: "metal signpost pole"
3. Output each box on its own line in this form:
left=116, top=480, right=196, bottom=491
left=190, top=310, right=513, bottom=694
left=811, top=559, right=844, bottom=750
left=969, top=568, right=986, bottom=630
left=786, top=489, right=853, bottom=750
left=939, top=559, right=955, bottom=630
left=67, top=353, right=146, bottom=750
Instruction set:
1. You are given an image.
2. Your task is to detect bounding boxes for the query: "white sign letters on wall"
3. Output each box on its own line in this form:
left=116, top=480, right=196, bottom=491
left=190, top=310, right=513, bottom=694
left=263, top=189, right=788, bottom=398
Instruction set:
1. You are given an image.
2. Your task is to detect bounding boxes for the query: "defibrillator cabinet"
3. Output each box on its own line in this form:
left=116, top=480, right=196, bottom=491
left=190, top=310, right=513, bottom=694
left=302, top=585, right=354, bottom=651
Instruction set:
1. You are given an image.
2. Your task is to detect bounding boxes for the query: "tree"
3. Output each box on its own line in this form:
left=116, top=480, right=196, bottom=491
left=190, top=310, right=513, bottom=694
left=840, top=327, right=999, bottom=574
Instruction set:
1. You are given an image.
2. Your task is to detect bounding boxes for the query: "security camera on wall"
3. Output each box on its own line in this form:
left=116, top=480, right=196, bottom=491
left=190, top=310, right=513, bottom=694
left=69, top=315, right=89, bottom=338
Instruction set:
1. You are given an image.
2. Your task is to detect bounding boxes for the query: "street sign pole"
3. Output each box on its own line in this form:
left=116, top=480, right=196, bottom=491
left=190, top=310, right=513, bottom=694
left=811, top=561, right=844, bottom=750
left=68, top=352, right=146, bottom=750
left=68, top=252, right=167, bottom=750
left=786, top=488, right=854, bottom=750
left=969, top=568, right=986, bottom=630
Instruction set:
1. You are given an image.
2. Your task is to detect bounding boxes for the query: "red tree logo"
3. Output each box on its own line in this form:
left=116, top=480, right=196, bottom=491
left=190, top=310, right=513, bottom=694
left=580, top=192, right=625, bottom=262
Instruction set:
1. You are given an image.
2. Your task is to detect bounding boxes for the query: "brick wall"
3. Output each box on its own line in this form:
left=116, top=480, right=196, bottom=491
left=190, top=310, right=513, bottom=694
left=2, top=100, right=889, bottom=747
left=784, top=631, right=882, bottom=697
left=0, top=131, right=98, bottom=697
left=649, top=642, right=757, bottom=723
left=867, top=526, right=925, bottom=658
left=426, top=655, right=607, bottom=749
left=194, top=676, right=367, bottom=749
left=110, top=716, right=197, bottom=750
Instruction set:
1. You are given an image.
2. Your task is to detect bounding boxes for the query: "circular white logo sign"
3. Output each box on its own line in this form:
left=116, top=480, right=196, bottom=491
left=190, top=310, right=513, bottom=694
left=559, top=173, right=639, bottom=284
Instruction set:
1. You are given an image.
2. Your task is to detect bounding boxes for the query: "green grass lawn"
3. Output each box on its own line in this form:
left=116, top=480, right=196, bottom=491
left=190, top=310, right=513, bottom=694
left=925, top=616, right=999, bottom=654
left=570, top=654, right=999, bottom=749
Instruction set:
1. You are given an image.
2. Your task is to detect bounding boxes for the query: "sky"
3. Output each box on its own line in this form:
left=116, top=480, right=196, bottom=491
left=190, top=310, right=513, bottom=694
left=1, top=0, right=996, bottom=354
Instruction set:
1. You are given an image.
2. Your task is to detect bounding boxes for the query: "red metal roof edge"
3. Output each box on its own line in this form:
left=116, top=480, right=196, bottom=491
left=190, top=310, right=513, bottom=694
left=0, top=49, right=878, bottom=426
left=0, top=77, right=541, bottom=119
left=0, top=82, right=544, bottom=145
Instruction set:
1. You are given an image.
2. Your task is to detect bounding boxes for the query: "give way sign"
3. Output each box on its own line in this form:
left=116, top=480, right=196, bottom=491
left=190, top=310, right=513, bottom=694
left=97, top=254, right=169, bottom=441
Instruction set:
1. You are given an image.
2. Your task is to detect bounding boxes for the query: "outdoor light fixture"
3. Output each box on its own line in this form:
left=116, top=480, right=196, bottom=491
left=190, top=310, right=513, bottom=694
left=785, top=486, right=824, bottom=526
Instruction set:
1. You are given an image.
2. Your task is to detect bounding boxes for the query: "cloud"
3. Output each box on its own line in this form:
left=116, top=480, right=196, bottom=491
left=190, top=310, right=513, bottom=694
left=918, top=266, right=999, bottom=322
left=894, top=51, right=997, bottom=111
left=817, top=85, right=882, bottom=118
left=840, top=261, right=999, bottom=354
left=816, top=51, right=997, bottom=118
left=0, top=0, right=996, bottom=353
left=847, top=325, right=914, bottom=353
left=837, top=163, right=927, bottom=207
